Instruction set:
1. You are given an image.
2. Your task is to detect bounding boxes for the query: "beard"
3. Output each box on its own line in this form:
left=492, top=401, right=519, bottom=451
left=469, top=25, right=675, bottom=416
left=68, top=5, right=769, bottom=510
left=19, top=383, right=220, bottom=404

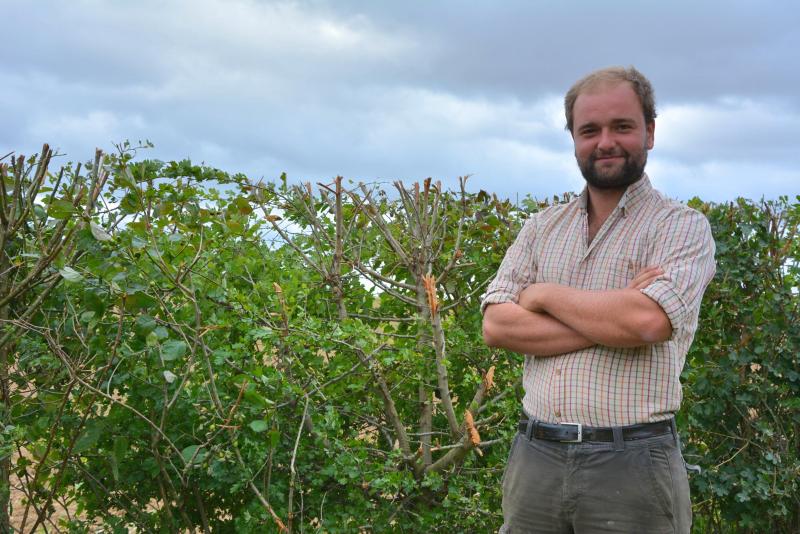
left=577, top=147, right=647, bottom=190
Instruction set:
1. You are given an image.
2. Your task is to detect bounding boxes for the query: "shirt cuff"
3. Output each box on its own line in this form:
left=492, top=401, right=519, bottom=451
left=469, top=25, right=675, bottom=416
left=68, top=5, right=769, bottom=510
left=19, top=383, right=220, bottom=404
left=640, top=280, right=688, bottom=330
left=480, top=291, right=517, bottom=315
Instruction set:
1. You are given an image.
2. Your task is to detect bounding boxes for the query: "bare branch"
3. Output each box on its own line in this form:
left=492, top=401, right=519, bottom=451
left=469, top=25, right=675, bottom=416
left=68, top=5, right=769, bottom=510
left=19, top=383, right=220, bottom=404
left=423, top=275, right=459, bottom=436
left=437, top=176, right=469, bottom=284
left=354, top=185, right=410, bottom=263
left=348, top=312, right=416, bottom=323
left=349, top=259, right=416, bottom=291
left=440, top=273, right=494, bottom=312
left=353, top=269, right=418, bottom=306
left=257, top=201, right=325, bottom=275
left=418, top=384, right=432, bottom=468
left=288, top=395, right=310, bottom=531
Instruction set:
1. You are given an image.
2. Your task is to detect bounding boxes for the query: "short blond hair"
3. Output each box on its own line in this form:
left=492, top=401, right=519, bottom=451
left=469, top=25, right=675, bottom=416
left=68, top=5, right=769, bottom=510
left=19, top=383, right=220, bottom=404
left=564, top=66, right=657, bottom=133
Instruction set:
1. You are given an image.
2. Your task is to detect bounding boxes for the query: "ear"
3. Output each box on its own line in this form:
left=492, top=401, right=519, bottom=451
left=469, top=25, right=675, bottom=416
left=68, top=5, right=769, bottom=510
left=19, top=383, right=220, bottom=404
left=645, top=121, right=655, bottom=149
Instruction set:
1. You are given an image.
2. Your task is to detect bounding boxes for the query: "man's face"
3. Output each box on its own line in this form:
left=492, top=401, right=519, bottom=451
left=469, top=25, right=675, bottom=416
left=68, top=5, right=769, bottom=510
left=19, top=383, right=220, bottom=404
left=571, top=82, right=655, bottom=190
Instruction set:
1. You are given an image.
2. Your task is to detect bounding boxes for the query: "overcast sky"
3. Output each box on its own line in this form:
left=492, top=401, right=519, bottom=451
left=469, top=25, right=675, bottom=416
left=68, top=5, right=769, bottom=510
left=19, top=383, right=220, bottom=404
left=2, top=0, right=798, bottom=202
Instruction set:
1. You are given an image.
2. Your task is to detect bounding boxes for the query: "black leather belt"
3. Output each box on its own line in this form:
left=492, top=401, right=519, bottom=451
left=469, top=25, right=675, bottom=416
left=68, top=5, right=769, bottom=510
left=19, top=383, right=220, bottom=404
left=517, top=418, right=673, bottom=443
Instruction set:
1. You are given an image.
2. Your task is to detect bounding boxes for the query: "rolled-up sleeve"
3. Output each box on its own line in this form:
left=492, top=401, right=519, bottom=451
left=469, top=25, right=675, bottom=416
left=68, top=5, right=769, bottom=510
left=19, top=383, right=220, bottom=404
left=640, top=208, right=716, bottom=331
left=480, top=217, right=539, bottom=314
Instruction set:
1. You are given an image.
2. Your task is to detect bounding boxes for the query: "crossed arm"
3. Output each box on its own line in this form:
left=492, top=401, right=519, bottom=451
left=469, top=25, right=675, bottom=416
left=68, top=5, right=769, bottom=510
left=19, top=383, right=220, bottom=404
left=482, top=266, right=672, bottom=356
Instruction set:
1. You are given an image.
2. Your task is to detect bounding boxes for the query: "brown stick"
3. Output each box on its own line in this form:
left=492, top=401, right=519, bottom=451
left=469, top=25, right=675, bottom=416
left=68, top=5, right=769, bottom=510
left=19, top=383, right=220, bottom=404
left=287, top=395, right=310, bottom=531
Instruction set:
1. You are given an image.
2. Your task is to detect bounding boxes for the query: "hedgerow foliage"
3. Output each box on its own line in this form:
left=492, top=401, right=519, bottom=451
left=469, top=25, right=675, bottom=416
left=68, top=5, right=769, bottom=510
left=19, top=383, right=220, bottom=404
left=1, top=146, right=798, bottom=533
left=682, top=197, right=799, bottom=533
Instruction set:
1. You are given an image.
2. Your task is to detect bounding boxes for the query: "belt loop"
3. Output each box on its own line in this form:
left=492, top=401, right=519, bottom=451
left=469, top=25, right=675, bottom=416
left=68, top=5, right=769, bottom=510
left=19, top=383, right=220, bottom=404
left=612, top=427, right=624, bottom=451
left=670, top=417, right=682, bottom=449
left=525, top=418, right=535, bottom=441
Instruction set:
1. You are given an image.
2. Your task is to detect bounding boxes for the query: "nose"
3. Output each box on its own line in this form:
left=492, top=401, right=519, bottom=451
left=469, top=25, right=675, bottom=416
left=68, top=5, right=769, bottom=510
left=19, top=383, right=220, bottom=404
left=597, top=128, right=616, bottom=152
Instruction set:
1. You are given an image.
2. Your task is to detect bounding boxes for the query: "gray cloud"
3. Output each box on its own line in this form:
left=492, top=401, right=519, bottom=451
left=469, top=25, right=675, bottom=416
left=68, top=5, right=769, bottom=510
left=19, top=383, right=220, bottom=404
left=2, top=0, right=798, bottom=201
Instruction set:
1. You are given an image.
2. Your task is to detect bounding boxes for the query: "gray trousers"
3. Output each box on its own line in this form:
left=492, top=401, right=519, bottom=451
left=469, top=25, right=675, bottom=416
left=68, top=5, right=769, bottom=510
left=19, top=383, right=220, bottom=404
left=500, top=425, right=691, bottom=533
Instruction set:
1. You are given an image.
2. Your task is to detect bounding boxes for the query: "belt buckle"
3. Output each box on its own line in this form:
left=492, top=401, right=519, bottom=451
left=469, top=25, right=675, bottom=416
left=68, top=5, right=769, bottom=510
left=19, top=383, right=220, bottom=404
left=559, top=422, right=583, bottom=443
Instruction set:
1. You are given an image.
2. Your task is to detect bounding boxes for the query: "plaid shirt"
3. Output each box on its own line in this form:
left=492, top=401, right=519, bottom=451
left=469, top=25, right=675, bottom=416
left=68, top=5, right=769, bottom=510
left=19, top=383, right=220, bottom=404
left=482, top=175, right=716, bottom=426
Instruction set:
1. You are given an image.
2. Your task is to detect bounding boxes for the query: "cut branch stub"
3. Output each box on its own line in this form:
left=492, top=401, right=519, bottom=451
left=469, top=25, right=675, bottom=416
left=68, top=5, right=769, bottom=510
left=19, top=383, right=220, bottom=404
left=464, top=409, right=482, bottom=457
left=483, top=366, right=495, bottom=392
left=422, top=274, right=438, bottom=316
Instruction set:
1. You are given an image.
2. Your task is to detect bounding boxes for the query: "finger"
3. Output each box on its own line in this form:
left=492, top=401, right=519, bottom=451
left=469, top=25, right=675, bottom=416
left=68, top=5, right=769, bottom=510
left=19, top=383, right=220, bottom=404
left=631, top=277, right=657, bottom=290
left=630, top=272, right=663, bottom=289
left=633, top=267, right=660, bottom=280
left=628, top=268, right=664, bottom=289
left=634, top=265, right=662, bottom=277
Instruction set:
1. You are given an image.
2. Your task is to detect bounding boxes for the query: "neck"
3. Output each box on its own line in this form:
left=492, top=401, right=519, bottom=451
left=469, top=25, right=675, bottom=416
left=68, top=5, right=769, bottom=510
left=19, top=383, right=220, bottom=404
left=586, top=185, right=626, bottom=226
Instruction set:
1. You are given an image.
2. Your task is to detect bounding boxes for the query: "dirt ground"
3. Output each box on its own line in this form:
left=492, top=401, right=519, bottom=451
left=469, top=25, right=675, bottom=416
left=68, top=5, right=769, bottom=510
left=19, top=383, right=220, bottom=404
left=9, top=450, right=78, bottom=533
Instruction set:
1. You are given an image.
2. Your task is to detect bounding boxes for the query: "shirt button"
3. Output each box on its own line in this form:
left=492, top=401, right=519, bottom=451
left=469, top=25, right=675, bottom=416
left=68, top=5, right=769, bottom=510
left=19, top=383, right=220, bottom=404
left=554, top=410, right=561, bottom=418
left=555, top=368, right=561, bottom=375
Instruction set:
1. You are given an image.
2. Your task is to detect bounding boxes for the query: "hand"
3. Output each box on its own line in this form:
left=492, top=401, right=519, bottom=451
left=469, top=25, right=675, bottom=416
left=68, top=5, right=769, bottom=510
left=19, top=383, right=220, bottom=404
left=626, top=265, right=664, bottom=290
left=517, top=283, right=552, bottom=312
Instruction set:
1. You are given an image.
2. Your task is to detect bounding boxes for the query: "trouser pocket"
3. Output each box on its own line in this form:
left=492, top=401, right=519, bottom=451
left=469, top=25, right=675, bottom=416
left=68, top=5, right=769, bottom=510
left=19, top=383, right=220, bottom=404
left=501, top=433, right=521, bottom=488
left=646, top=440, right=693, bottom=532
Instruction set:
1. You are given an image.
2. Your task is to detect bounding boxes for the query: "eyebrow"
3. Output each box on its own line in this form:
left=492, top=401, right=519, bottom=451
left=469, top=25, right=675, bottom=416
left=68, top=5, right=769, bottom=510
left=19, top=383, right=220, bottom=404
left=576, top=118, right=637, bottom=130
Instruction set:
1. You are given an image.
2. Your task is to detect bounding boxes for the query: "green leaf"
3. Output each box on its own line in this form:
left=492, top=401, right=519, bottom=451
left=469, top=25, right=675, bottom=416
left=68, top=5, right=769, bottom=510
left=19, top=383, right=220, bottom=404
left=243, top=389, right=274, bottom=408
left=234, top=196, right=253, bottom=214
left=146, top=332, right=159, bottom=347
left=39, top=392, right=64, bottom=413
left=142, top=458, right=159, bottom=478
left=781, top=397, right=800, bottom=410
left=117, top=166, right=136, bottom=189
left=153, top=326, right=169, bottom=340
left=249, top=420, right=269, bottom=433
left=226, top=219, right=243, bottom=233
left=135, top=315, right=157, bottom=336
left=90, top=222, right=113, bottom=241
left=110, top=454, right=120, bottom=482
left=161, top=340, right=188, bottom=361
left=163, top=370, right=177, bottom=383
left=73, top=423, right=104, bottom=454
left=47, top=199, right=77, bottom=219
left=33, top=204, right=47, bottom=220
left=120, top=192, right=140, bottom=214
left=124, top=291, right=157, bottom=311
left=181, top=445, right=206, bottom=465
left=113, top=436, right=129, bottom=462
left=59, top=266, right=83, bottom=283
left=130, top=236, right=147, bottom=250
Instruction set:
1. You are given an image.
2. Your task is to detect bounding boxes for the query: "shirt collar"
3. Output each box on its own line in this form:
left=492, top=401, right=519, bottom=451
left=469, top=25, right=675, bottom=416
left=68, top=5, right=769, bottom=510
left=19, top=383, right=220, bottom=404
left=578, top=173, right=652, bottom=217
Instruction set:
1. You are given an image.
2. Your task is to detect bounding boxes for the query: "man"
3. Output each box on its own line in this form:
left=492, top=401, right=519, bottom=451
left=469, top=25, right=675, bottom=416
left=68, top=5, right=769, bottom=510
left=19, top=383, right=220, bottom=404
left=481, top=66, right=716, bottom=533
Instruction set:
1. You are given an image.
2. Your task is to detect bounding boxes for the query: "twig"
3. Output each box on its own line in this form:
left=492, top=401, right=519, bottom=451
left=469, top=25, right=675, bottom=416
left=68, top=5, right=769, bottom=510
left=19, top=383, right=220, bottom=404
left=34, top=326, right=184, bottom=461
left=429, top=438, right=503, bottom=453
left=231, top=442, right=288, bottom=532
left=287, top=395, right=310, bottom=531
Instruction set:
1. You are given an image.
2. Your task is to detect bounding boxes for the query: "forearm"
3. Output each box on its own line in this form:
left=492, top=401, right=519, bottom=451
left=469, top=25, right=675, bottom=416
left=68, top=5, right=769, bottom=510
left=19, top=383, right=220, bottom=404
left=482, top=302, right=595, bottom=356
left=521, top=284, right=671, bottom=347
